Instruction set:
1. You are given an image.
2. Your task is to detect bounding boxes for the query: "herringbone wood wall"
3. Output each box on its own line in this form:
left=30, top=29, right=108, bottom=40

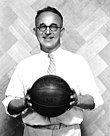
left=0, top=0, right=110, bottom=136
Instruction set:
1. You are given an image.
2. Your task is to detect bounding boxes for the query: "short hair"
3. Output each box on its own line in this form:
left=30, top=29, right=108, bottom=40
left=35, top=6, right=63, bottom=27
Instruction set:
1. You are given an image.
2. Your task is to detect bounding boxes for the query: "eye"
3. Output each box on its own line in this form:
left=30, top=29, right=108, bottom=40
left=37, top=24, right=47, bottom=32
left=50, top=24, right=59, bottom=31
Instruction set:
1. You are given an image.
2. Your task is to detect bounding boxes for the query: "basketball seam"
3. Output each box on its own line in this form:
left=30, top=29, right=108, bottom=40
left=31, top=100, right=69, bottom=108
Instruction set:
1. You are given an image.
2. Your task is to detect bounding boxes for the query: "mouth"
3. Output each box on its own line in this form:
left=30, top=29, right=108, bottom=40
left=43, top=36, right=54, bottom=41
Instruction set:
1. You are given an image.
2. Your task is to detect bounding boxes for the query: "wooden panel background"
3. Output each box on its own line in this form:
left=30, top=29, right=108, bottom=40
left=0, top=0, right=110, bottom=135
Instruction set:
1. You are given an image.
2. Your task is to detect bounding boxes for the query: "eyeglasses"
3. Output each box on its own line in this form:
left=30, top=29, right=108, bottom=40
left=36, top=23, right=62, bottom=32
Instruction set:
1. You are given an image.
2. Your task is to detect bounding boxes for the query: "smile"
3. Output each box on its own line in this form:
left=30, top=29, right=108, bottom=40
left=43, top=36, right=54, bottom=41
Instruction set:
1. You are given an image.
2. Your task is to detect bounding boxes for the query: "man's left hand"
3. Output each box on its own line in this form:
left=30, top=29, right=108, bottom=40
left=69, top=89, right=78, bottom=109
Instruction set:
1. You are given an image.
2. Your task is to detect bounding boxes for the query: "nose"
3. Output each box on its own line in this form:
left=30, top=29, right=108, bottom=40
left=45, top=26, right=51, bottom=34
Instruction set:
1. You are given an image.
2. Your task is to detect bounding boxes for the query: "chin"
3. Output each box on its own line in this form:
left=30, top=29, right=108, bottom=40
left=40, top=39, right=60, bottom=52
left=41, top=43, right=55, bottom=49
left=41, top=45, right=56, bottom=53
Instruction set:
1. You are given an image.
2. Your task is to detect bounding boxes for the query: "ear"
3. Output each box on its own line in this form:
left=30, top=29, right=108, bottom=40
left=60, top=27, right=65, bottom=37
left=33, top=27, right=36, bottom=35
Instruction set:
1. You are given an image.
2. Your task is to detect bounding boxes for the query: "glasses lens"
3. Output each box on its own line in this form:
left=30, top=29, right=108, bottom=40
left=50, top=24, right=59, bottom=31
left=39, top=24, right=46, bottom=32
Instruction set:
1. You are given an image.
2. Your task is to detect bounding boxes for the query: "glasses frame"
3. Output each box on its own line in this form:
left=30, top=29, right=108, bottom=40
left=36, top=23, right=62, bottom=32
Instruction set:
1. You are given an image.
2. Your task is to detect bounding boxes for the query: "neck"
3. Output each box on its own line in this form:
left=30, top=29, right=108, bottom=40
left=41, top=44, right=60, bottom=53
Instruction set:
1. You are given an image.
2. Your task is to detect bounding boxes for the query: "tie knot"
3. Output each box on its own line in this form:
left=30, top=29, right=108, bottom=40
left=48, top=53, right=53, bottom=59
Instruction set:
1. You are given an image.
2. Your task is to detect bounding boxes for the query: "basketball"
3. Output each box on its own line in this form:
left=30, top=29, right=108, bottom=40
left=28, top=75, right=75, bottom=117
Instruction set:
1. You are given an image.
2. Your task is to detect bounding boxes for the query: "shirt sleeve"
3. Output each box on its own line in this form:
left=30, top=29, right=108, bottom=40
left=2, top=61, right=25, bottom=116
left=76, top=55, right=104, bottom=109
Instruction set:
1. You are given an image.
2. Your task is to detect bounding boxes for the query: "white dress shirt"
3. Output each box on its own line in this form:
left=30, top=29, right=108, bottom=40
left=2, top=47, right=103, bottom=135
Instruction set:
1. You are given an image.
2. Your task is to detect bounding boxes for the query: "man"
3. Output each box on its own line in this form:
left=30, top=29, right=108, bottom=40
left=3, top=6, right=103, bottom=136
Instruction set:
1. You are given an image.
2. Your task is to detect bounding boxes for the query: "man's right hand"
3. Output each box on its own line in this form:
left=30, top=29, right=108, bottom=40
left=25, top=94, right=32, bottom=108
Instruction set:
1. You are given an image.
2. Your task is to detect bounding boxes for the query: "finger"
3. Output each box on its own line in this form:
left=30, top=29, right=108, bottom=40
left=70, top=101, right=76, bottom=105
left=70, top=95, right=74, bottom=99
left=70, top=94, right=76, bottom=98
left=26, top=101, right=32, bottom=107
left=25, top=95, right=31, bottom=100
left=68, top=101, right=77, bottom=110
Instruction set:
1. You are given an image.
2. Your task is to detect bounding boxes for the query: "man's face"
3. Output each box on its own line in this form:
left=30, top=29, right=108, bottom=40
left=35, top=11, right=64, bottom=53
